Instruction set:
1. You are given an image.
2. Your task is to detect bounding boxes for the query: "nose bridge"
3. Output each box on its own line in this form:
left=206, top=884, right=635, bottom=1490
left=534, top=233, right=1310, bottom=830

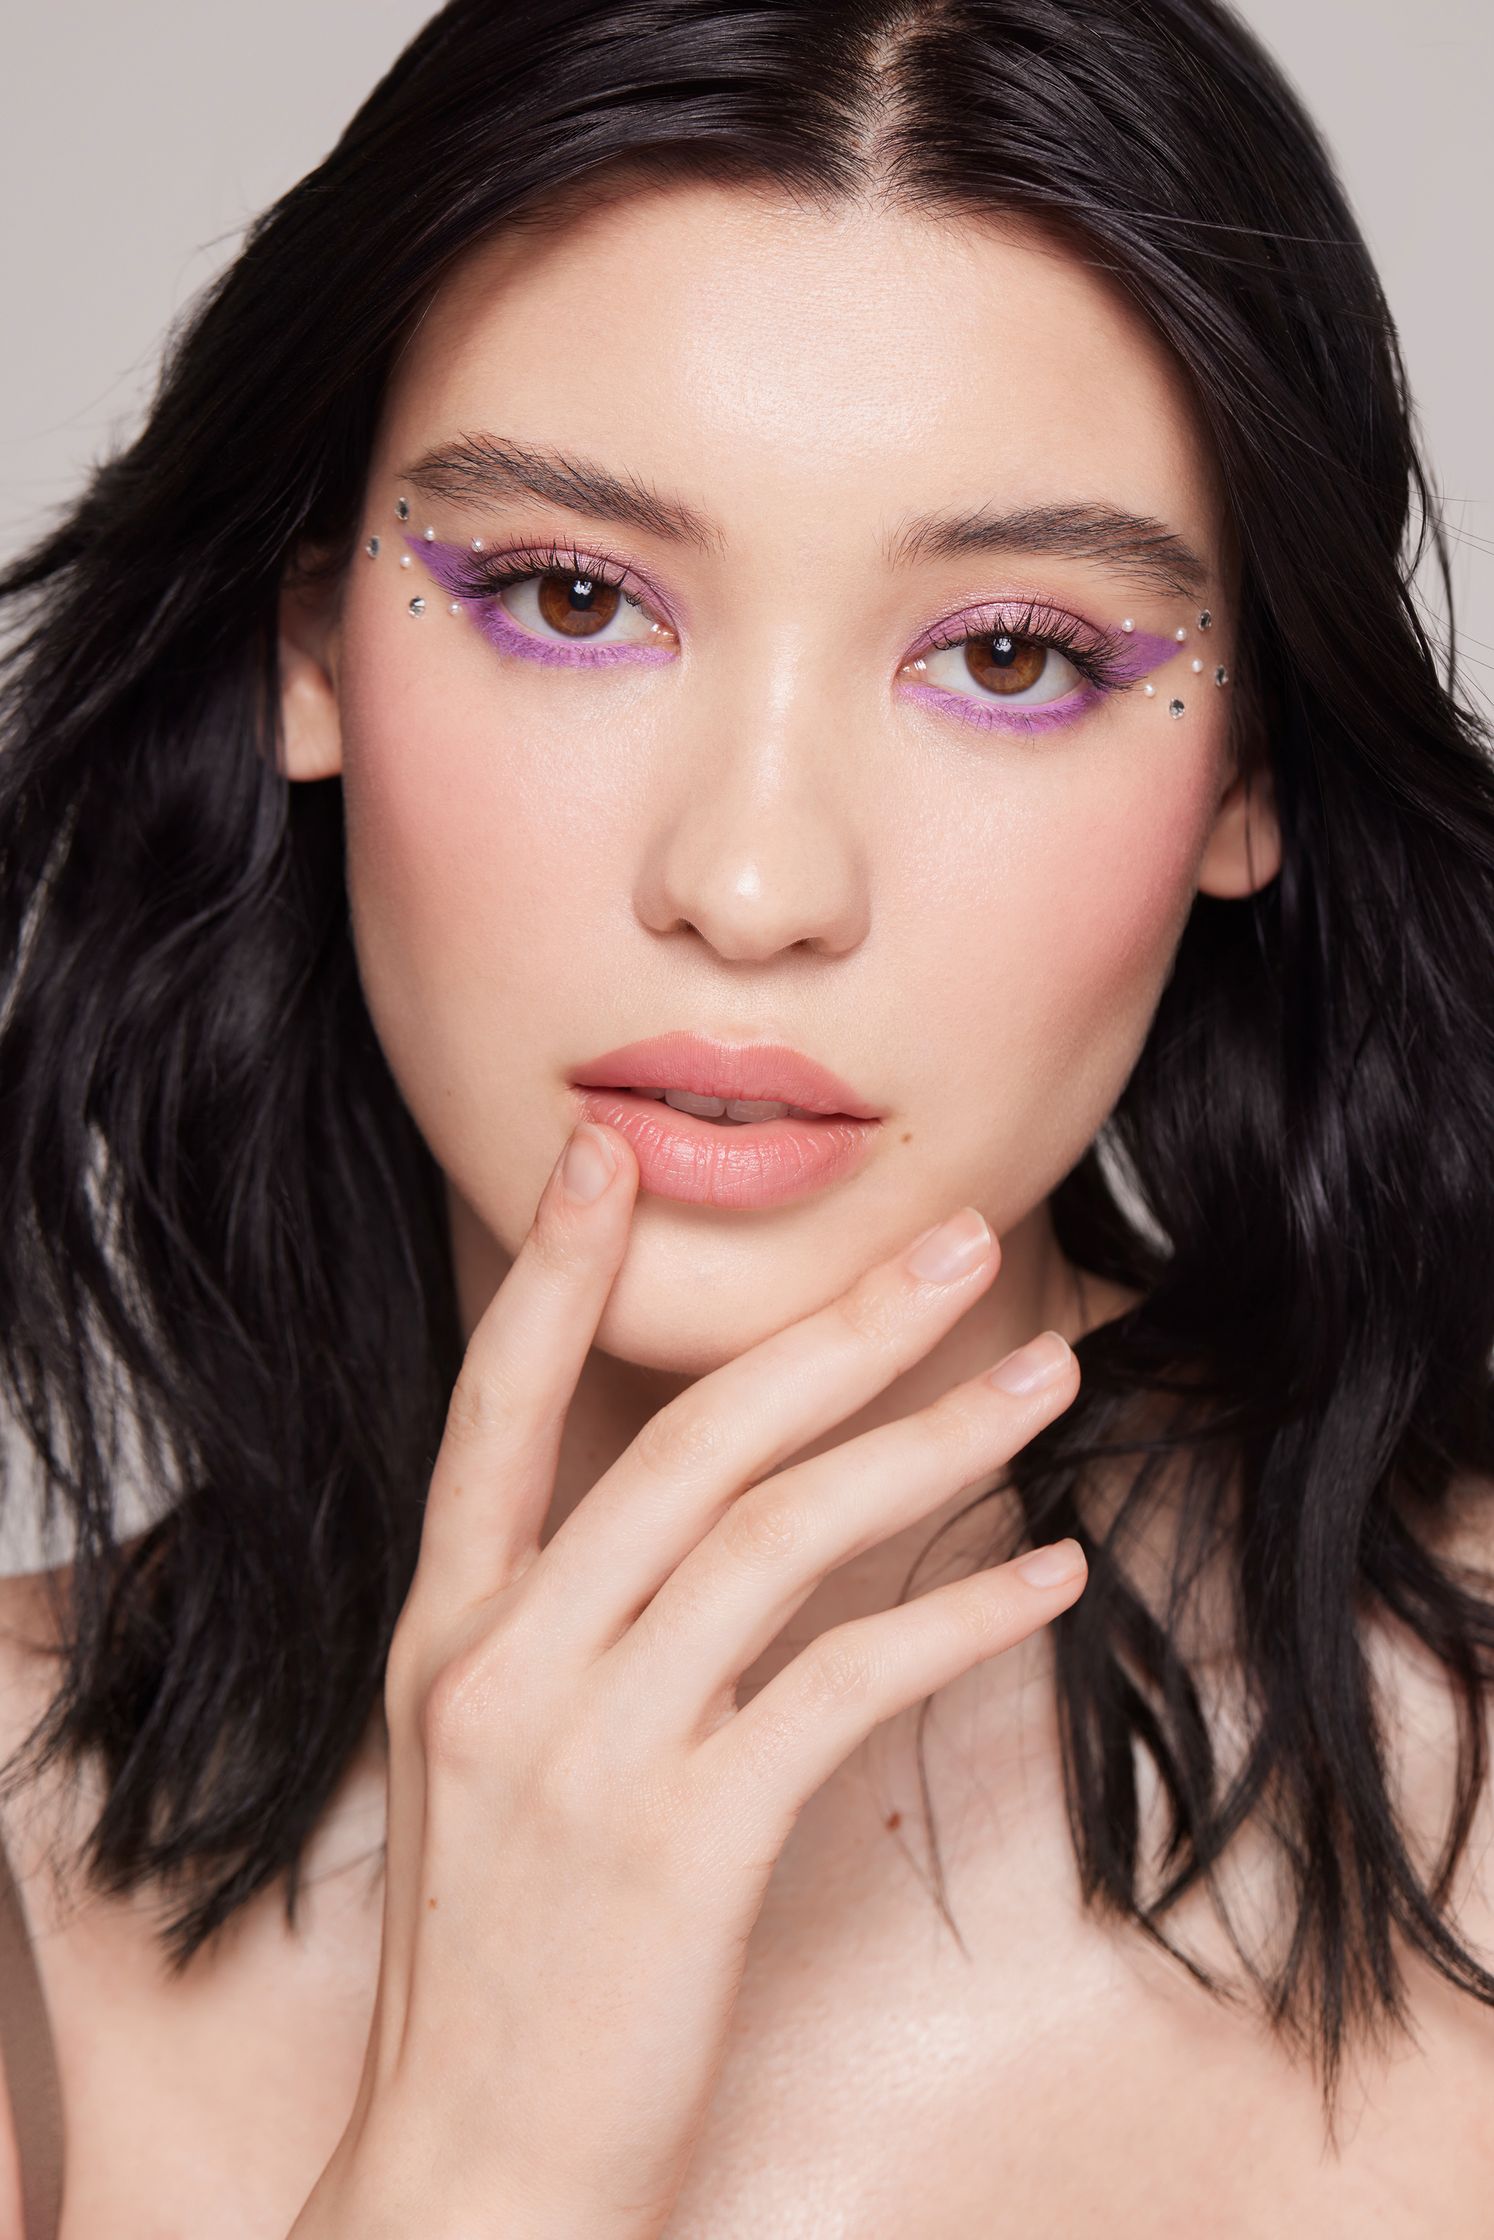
left=638, top=621, right=871, bottom=960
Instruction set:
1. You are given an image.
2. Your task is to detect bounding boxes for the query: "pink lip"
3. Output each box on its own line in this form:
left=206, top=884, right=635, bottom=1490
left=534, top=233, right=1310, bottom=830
left=569, top=1032, right=882, bottom=1119
left=567, top=1033, right=885, bottom=1209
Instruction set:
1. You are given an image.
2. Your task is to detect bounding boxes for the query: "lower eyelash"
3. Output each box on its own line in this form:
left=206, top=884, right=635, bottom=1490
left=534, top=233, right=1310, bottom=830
left=425, top=538, right=671, bottom=667
left=899, top=677, right=1102, bottom=736
left=423, top=539, right=1130, bottom=717
left=905, top=601, right=1131, bottom=733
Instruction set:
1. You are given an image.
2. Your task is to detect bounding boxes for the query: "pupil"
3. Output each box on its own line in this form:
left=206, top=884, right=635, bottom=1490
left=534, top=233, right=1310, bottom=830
left=569, top=576, right=596, bottom=610
left=990, top=632, right=1017, bottom=667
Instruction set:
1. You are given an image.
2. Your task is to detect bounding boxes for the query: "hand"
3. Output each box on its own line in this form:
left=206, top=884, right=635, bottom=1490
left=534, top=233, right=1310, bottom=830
left=291, top=1121, right=1086, bottom=2239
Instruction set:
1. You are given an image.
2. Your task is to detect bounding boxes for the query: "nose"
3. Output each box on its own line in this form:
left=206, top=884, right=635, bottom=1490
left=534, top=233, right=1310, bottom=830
left=634, top=667, right=872, bottom=963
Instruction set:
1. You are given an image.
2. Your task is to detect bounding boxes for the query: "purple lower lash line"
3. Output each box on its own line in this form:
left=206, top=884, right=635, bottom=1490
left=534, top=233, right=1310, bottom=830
left=898, top=680, right=1106, bottom=736
left=402, top=532, right=1194, bottom=719
left=899, top=622, right=1186, bottom=736
left=405, top=534, right=674, bottom=667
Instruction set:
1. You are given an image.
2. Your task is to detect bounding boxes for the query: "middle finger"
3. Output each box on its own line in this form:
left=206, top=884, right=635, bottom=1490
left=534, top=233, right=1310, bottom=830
left=530, top=1207, right=999, bottom=1650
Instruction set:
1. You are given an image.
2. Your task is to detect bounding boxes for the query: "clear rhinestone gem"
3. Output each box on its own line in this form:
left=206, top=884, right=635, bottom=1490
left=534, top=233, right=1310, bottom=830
left=1215, top=665, right=1229, bottom=685
left=365, top=536, right=380, bottom=558
left=1198, top=610, right=1213, bottom=629
left=395, top=497, right=410, bottom=520
left=409, top=597, right=426, bottom=617
left=1169, top=697, right=1185, bottom=717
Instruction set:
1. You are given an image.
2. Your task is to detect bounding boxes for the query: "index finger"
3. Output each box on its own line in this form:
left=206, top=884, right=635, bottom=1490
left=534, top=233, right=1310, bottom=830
left=410, top=1121, right=639, bottom=1611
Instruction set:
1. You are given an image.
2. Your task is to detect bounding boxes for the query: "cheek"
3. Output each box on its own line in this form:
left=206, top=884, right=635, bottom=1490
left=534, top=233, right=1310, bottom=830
left=1031, top=767, right=1214, bottom=1029
left=907, top=738, right=1223, bottom=1188
left=332, top=596, right=618, bottom=1160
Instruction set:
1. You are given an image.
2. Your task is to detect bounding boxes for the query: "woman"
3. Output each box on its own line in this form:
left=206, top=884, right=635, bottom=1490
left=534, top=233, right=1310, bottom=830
left=1, top=0, right=1491, bottom=2230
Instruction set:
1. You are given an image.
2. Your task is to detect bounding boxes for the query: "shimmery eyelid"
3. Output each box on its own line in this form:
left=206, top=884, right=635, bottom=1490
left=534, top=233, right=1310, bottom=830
left=413, top=525, right=677, bottom=619
left=402, top=532, right=1190, bottom=703
left=900, top=603, right=1182, bottom=735
left=405, top=533, right=675, bottom=666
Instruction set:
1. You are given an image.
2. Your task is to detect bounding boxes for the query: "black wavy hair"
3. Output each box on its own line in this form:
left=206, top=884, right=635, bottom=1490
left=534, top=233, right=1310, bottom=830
left=2, top=0, right=1491, bottom=2142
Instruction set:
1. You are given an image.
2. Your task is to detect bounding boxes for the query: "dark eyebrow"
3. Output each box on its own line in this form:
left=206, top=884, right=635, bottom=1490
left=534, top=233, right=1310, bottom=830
left=399, top=432, right=721, bottom=552
left=886, top=500, right=1210, bottom=601
left=398, top=432, right=1210, bottom=600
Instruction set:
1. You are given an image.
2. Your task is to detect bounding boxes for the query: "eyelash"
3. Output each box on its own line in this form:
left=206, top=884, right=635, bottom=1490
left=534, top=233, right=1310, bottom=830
left=910, top=596, right=1129, bottom=698
left=449, top=540, right=662, bottom=630
left=443, top=540, right=1134, bottom=713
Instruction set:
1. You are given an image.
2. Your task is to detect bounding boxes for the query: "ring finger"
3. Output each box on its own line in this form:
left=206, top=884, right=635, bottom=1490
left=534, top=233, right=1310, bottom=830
left=601, top=1328, right=1079, bottom=1741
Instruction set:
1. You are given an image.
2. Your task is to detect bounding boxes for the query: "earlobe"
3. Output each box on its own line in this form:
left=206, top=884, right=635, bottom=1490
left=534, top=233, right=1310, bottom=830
left=1195, top=755, right=1282, bottom=899
left=277, top=567, right=344, bottom=782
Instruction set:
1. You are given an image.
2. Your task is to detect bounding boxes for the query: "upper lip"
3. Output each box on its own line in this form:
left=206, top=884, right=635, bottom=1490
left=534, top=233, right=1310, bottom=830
left=569, top=1031, right=884, bottom=1119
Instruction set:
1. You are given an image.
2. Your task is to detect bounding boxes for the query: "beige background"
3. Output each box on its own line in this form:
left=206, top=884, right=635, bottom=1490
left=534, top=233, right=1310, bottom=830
left=0, top=2, right=1490, bottom=1567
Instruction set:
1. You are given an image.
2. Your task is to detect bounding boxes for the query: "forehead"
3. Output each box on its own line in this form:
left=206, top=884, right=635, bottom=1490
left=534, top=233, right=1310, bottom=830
left=379, top=180, right=1224, bottom=565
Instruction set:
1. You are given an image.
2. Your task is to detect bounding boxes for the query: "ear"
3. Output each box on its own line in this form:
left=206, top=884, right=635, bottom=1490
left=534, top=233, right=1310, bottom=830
left=276, top=552, right=343, bottom=782
left=1195, top=750, right=1281, bottom=899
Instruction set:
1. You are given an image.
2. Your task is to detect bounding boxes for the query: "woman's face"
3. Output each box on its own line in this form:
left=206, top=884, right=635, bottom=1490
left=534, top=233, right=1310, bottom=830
left=284, top=179, right=1276, bottom=1372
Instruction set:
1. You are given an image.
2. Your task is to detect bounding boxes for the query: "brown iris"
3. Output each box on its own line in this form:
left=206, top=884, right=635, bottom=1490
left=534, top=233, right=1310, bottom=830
left=963, top=630, right=1046, bottom=695
left=534, top=570, right=624, bottom=638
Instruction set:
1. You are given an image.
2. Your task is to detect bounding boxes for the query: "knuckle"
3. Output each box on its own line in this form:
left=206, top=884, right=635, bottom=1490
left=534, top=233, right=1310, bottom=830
left=631, top=1398, right=726, bottom=1487
left=443, top=1353, right=525, bottom=1447
left=622, top=1760, right=707, bottom=1863
left=525, top=1216, right=588, bottom=1283
left=417, top=1643, right=504, bottom=1766
left=798, top=1627, right=882, bottom=1710
left=950, top=1576, right=1012, bottom=1651
left=834, top=1276, right=907, bottom=1353
left=922, top=1387, right=991, bottom=1463
left=718, top=1483, right=811, bottom=1568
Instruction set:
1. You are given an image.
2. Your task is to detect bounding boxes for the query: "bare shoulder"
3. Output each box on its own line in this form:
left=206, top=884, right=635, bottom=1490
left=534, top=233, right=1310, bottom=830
left=1362, top=1468, right=1494, bottom=1958
left=0, top=1565, right=73, bottom=2240
left=0, top=1565, right=72, bottom=1824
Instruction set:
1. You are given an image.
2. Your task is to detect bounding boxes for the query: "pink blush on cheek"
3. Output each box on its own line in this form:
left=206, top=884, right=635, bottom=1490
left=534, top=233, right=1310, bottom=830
left=1051, top=771, right=1221, bottom=1003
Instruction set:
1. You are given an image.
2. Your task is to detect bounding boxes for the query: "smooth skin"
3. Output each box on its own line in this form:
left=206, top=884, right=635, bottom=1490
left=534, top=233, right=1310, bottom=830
left=291, top=1126, right=1085, bottom=2236
left=33, top=184, right=1494, bottom=2239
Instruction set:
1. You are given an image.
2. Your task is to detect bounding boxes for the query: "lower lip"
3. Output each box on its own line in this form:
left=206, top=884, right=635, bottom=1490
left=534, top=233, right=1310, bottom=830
left=570, top=1088, right=882, bottom=1208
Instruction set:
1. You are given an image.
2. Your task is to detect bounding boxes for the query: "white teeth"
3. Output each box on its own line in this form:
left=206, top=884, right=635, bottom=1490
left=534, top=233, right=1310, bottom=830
left=639, top=1088, right=826, bottom=1124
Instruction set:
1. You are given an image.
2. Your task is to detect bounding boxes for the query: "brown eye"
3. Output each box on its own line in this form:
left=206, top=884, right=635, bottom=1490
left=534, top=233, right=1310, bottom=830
left=963, top=630, right=1047, bottom=695
left=530, top=570, right=624, bottom=638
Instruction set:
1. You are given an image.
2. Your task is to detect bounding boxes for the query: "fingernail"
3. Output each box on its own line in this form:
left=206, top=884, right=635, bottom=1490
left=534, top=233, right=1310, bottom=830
left=987, top=1330, right=1072, bottom=1394
left=562, top=1123, right=615, bottom=1204
left=905, top=1208, right=992, bottom=1284
left=1014, top=1538, right=1084, bottom=1586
